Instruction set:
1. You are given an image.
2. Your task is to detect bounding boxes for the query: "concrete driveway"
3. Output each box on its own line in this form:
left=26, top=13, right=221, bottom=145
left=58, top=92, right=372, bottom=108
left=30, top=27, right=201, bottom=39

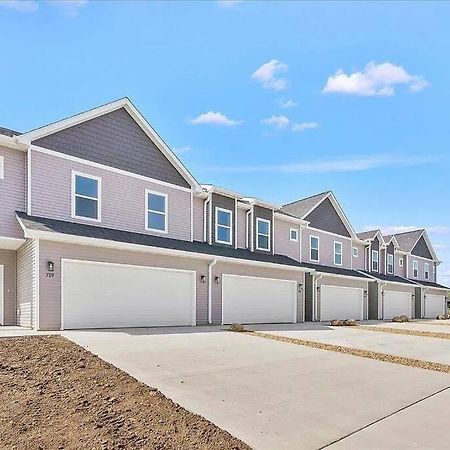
left=64, top=325, right=450, bottom=450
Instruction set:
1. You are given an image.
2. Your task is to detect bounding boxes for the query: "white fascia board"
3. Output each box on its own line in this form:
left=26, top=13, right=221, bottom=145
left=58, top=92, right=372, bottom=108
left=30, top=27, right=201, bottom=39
left=352, top=238, right=370, bottom=246
left=359, top=272, right=418, bottom=288
left=241, top=197, right=281, bottom=210
left=274, top=212, right=309, bottom=226
left=317, top=271, right=370, bottom=283
left=19, top=226, right=311, bottom=273
left=201, top=184, right=245, bottom=200
left=0, top=236, right=26, bottom=250
left=17, top=98, right=202, bottom=192
left=0, top=135, right=27, bottom=152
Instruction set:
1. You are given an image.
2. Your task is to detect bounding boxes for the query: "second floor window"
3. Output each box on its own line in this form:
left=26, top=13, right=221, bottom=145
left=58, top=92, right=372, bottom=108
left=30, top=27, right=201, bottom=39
left=215, top=207, right=232, bottom=244
left=256, top=218, right=270, bottom=251
left=424, top=263, right=429, bottom=280
left=146, top=190, right=167, bottom=232
left=290, top=228, right=298, bottom=242
left=334, top=242, right=342, bottom=266
left=371, top=250, right=379, bottom=272
left=413, top=260, right=418, bottom=278
left=387, top=254, right=394, bottom=274
left=310, top=236, right=319, bottom=262
left=352, top=246, right=358, bottom=258
left=72, top=172, right=101, bottom=221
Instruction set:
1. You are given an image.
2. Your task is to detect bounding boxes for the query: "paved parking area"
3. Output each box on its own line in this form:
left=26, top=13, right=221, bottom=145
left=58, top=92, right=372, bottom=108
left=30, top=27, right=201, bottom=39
left=64, top=326, right=450, bottom=450
left=248, top=322, right=450, bottom=365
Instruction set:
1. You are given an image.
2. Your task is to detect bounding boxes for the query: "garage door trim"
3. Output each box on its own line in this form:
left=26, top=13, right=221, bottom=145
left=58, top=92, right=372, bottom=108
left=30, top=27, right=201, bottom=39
left=320, top=284, right=364, bottom=321
left=221, top=274, right=297, bottom=325
left=61, top=259, right=197, bottom=330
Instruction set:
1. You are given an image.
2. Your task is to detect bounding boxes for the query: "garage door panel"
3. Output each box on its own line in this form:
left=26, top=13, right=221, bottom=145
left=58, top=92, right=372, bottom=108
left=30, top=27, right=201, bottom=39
left=62, top=260, right=195, bottom=329
left=424, top=294, right=445, bottom=318
left=383, top=291, right=412, bottom=320
left=320, top=285, right=363, bottom=321
left=222, top=275, right=296, bottom=325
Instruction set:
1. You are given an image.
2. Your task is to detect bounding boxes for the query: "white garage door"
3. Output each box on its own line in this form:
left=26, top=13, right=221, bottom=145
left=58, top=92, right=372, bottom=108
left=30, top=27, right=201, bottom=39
left=62, top=260, right=196, bottom=329
left=383, top=291, right=412, bottom=320
left=424, top=294, right=445, bottom=319
left=222, top=274, right=297, bottom=325
left=320, top=285, right=364, bottom=321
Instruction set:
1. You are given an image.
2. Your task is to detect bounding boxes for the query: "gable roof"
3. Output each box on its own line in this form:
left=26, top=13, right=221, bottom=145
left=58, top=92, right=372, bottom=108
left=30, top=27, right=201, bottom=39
left=357, top=230, right=379, bottom=240
left=393, top=229, right=425, bottom=252
left=0, top=126, right=20, bottom=137
left=282, top=191, right=356, bottom=238
left=17, top=98, right=202, bottom=192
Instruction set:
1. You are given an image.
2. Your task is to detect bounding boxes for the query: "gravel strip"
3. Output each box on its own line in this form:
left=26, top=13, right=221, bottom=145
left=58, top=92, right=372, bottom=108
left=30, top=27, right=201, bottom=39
left=354, top=325, right=450, bottom=340
left=245, top=331, right=450, bottom=374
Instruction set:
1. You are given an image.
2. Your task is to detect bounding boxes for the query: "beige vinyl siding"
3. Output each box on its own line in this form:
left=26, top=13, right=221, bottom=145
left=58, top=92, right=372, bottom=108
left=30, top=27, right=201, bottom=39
left=192, top=196, right=204, bottom=242
left=274, top=219, right=300, bottom=261
left=406, top=255, right=435, bottom=282
left=211, top=261, right=305, bottom=324
left=16, top=239, right=38, bottom=328
left=352, top=243, right=366, bottom=270
left=30, top=150, right=192, bottom=241
left=0, top=146, right=26, bottom=238
left=38, top=240, right=209, bottom=330
left=236, top=208, right=247, bottom=249
left=395, top=253, right=407, bottom=278
left=0, top=250, right=17, bottom=325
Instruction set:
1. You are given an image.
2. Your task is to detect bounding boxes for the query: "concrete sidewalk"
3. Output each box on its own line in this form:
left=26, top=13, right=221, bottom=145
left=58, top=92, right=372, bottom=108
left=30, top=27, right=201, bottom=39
left=64, top=326, right=450, bottom=450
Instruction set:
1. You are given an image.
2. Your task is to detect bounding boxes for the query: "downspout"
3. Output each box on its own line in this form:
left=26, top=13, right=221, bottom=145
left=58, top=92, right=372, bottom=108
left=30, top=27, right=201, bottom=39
left=203, top=194, right=210, bottom=243
left=208, top=258, right=217, bottom=324
left=314, top=273, right=324, bottom=321
left=245, top=209, right=251, bottom=249
left=422, top=287, right=429, bottom=319
left=250, top=204, right=254, bottom=252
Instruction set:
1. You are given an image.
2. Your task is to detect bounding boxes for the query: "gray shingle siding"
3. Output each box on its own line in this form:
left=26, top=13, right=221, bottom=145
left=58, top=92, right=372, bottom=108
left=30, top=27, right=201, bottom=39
left=32, top=108, right=190, bottom=188
left=411, top=235, right=433, bottom=259
left=304, top=197, right=350, bottom=238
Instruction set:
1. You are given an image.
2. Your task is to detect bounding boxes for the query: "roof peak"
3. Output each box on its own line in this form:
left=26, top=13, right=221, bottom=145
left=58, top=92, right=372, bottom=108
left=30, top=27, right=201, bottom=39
left=282, top=190, right=331, bottom=207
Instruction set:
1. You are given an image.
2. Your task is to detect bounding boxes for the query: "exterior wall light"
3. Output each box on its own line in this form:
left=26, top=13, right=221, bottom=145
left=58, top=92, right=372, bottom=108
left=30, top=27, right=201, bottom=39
left=47, top=261, right=55, bottom=272
left=200, top=275, right=206, bottom=283
left=214, top=276, right=220, bottom=284
left=298, top=283, right=303, bottom=293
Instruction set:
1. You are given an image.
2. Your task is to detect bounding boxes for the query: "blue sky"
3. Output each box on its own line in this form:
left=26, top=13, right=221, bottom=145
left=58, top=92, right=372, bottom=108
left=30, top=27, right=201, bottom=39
left=1, top=1, right=449, bottom=283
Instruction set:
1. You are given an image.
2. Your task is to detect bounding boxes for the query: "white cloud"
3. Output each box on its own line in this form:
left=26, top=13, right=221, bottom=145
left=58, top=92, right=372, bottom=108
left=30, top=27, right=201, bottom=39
left=47, top=0, right=87, bottom=18
left=252, top=60, right=289, bottom=91
left=363, top=225, right=450, bottom=236
left=279, top=99, right=298, bottom=108
left=323, top=62, right=429, bottom=96
left=190, top=111, right=242, bottom=126
left=203, top=153, right=441, bottom=174
left=262, top=115, right=290, bottom=129
left=428, top=226, right=450, bottom=235
left=0, top=0, right=38, bottom=12
left=173, top=146, right=191, bottom=155
left=292, top=121, right=319, bottom=132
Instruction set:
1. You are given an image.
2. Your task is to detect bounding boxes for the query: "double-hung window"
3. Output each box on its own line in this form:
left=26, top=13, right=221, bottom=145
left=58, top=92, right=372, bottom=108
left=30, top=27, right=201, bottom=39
left=72, top=172, right=101, bottom=221
left=413, top=260, right=419, bottom=278
left=146, top=190, right=168, bottom=232
left=310, top=236, right=319, bottom=262
left=334, top=241, right=342, bottom=266
left=424, top=263, right=429, bottom=280
left=387, top=254, right=394, bottom=274
left=256, top=218, right=270, bottom=251
left=215, top=207, right=232, bottom=244
left=371, top=250, right=379, bottom=272
left=290, top=228, right=298, bottom=242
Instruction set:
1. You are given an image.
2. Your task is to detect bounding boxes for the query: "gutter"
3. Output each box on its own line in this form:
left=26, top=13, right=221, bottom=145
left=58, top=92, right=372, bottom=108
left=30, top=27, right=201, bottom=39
left=313, top=273, right=324, bottom=321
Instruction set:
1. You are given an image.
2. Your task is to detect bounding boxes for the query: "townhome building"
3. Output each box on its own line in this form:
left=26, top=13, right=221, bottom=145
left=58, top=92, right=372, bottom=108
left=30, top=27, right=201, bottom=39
left=0, top=98, right=447, bottom=330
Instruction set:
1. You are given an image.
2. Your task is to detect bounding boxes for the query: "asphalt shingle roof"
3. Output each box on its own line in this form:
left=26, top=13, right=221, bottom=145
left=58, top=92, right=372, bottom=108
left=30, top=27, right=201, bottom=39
left=416, top=279, right=449, bottom=290
left=356, top=230, right=379, bottom=241
left=281, top=191, right=330, bottom=219
left=16, top=211, right=371, bottom=280
left=0, top=126, right=20, bottom=137
left=393, top=229, right=424, bottom=252
left=360, top=271, right=416, bottom=285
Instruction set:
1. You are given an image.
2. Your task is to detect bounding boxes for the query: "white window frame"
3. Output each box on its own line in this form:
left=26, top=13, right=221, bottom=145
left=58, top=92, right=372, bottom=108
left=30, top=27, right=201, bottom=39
left=424, top=262, right=429, bottom=280
left=256, top=217, right=271, bottom=251
left=399, top=257, right=404, bottom=267
left=71, top=171, right=102, bottom=222
left=215, top=207, right=233, bottom=245
left=145, top=189, right=168, bottom=233
left=413, top=260, right=418, bottom=278
left=387, top=253, right=394, bottom=274
left=289, top=228, right=298, bottom=242
left=334, top=241, right=343, bottom=266
left=0, top=155, right=4, bottom=180
left=310, top=235, right=320, bottom=262
left=352, top=246, right=358, bottom=258
left=371, top=250, right=379, bottom=272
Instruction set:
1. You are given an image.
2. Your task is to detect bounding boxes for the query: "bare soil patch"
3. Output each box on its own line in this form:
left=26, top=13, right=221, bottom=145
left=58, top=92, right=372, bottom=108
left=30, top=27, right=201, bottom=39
left=0, top=335, right=249, bottom=450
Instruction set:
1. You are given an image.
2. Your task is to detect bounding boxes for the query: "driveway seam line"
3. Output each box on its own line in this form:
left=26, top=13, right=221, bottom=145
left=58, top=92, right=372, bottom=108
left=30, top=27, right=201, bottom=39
left=353, top=325, right=450, bottom=340
left=317, top=384, right=450, bottom=449
left=245, top=331, right=450, bottom=373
